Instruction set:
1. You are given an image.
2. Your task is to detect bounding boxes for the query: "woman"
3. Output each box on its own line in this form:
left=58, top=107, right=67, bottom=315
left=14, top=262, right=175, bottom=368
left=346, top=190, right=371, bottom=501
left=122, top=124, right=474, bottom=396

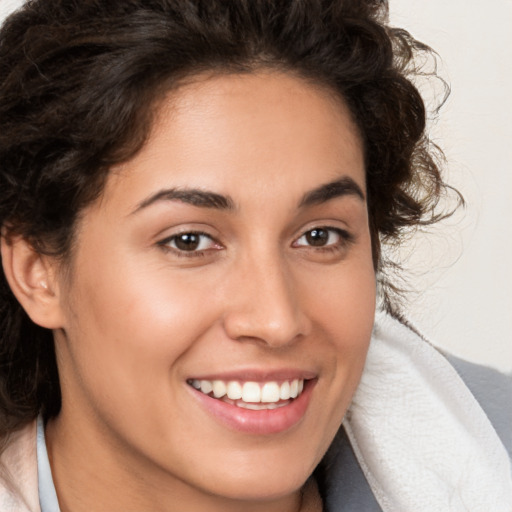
left=0, top=1, right=510, bottom=511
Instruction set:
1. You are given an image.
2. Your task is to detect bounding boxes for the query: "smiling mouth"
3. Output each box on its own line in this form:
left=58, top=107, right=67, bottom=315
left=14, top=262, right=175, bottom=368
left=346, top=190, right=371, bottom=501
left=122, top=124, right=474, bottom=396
left=187, top=378, right=305, bottom=410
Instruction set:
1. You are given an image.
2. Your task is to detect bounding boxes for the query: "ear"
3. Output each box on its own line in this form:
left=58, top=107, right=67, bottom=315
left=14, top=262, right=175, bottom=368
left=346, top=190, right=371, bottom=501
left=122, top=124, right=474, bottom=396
left=1, top=233, right=65, bottom=329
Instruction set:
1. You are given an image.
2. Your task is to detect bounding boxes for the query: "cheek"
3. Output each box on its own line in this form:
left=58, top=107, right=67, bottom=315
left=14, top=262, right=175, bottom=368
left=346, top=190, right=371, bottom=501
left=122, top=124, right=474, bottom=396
left=60, top=253, right=219, bottom=412
left=306, top=245, right=376, bottom=344
left=303, top=245, right=376, bottom=395
left=280, top=251, right=376, bottom=463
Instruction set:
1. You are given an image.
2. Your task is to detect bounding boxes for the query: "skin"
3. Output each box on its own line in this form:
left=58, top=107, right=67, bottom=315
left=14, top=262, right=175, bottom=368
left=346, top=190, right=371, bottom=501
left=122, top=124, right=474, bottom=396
left=29, top=72, right=375, bottom=511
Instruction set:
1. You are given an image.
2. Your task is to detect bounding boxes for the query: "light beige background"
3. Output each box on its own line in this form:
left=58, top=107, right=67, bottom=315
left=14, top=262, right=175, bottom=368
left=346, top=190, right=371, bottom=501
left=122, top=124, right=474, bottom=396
left=389, top=0, right=512, bottom=372
left=1, top=0, right=511, bottom=372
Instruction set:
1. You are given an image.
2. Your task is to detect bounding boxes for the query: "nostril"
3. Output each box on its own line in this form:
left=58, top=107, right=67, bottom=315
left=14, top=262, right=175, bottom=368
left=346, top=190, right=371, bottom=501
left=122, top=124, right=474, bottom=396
left=221, top=261, right=311, bottom=345
left=222, top=304, right=309, bottom=347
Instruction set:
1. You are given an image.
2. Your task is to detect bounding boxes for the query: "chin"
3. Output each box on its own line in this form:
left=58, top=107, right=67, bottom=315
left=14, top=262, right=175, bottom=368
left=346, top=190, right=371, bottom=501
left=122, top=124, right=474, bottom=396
left=211, top=472, right=308, bottom=503
left=190, top=441, right=321, bottom=502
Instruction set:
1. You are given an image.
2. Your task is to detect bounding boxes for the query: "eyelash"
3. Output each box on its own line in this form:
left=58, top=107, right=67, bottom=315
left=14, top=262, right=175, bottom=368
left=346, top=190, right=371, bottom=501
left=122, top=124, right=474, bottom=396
left=157, top=226, right=354, bottom=258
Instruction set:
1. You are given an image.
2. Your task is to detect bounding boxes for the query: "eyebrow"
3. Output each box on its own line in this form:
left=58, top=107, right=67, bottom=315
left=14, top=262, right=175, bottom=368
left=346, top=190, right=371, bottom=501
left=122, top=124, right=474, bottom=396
left=299, top=177, right=365, bottom=207
left=132, top=188, right=235, bottom=214
left=132, top=176, right=364, bottom=215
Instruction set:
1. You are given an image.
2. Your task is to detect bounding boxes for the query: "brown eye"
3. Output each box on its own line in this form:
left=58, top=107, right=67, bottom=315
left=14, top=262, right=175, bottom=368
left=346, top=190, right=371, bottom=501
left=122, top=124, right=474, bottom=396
left=305, top=228, right=329, bottom=246
left=294, top=227, right=351, bottom=249
left=160, top=232, right=217, bottom=253
left=174, top=233, right=201, bottom=251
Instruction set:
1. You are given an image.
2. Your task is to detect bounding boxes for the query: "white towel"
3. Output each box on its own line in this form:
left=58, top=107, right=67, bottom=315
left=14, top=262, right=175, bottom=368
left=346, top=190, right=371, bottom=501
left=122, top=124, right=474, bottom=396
left=344, top=311, right=512, bottom=512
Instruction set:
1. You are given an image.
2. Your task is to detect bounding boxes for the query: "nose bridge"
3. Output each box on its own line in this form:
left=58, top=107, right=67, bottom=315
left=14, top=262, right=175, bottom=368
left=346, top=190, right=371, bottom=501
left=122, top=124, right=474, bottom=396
left=223, top=247, right=309, bottom=347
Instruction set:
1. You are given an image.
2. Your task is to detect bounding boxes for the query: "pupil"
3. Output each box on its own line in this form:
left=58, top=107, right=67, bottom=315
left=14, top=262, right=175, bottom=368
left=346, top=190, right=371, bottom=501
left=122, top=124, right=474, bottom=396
left=175, top=233, right=200, bottom=251
left=306, top=229, right=328, bottom=246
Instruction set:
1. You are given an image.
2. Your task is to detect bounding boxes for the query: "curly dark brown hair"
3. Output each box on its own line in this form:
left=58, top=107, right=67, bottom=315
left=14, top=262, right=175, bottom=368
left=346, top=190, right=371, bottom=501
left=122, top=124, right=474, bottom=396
left=0, top=0, right=457, bottom=434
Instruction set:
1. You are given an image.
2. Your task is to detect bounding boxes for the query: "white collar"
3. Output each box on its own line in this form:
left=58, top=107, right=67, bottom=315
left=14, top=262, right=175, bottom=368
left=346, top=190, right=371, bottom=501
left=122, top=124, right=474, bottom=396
left=36, top=417, right=60, bottom=512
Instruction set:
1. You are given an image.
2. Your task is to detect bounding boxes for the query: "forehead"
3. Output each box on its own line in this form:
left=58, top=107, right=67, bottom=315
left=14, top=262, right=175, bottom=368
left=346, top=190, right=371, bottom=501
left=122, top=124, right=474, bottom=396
left=103, top=71, right=365, bottom=213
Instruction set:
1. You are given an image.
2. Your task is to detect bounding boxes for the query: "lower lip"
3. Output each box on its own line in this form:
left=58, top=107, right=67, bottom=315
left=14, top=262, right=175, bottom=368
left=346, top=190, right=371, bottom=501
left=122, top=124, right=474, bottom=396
left=189, top=380, right=316, bottom=435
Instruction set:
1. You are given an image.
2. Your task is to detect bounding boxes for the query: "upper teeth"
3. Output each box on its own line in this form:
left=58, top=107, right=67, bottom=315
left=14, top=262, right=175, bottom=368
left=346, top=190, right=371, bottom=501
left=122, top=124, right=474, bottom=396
left=190, top=379, right=305, bottom=403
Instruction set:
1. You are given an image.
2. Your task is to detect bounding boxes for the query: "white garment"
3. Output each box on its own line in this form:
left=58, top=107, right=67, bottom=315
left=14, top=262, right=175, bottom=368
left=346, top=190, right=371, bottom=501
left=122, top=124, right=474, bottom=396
left=0, top=421, right=40, bottom=512
left=344, top=311, right=512, bottom=512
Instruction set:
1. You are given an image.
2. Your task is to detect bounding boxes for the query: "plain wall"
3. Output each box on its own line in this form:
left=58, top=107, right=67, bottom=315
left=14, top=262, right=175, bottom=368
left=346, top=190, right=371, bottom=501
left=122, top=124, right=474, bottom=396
left=388, top=0, right=512, bottom=372
left=1, top=0, right=510, bottom=372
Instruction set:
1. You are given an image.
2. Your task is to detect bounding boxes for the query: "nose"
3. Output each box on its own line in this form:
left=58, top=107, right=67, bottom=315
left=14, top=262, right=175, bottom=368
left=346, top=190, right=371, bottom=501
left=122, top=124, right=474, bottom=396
left=221, top=253, right=311, bottom=348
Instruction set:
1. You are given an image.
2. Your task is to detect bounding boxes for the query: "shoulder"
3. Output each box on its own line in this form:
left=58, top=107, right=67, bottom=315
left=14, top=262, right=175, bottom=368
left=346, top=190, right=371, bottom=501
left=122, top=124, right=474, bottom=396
left=318, top=312, right=512, bottom=512
left=0, top=420, right=40, bottom=512
left=443, top=353, right=512, bottom=458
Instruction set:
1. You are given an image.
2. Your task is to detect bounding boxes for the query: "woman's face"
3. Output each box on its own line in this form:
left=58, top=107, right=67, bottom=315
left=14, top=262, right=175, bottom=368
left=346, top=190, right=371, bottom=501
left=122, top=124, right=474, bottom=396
left=50, top=71, right=376, bottom=507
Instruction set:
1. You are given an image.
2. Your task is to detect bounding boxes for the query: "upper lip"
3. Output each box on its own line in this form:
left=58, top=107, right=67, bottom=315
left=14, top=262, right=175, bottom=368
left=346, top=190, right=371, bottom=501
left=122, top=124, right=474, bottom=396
left=187, top=368, right=318, bottom=382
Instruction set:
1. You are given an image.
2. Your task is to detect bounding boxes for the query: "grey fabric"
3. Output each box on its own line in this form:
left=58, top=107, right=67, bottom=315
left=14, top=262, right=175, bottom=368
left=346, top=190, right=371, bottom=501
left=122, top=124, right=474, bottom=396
left=445, top=354, right=512, bottom=459
left=316, top=425, right=383, bottom=511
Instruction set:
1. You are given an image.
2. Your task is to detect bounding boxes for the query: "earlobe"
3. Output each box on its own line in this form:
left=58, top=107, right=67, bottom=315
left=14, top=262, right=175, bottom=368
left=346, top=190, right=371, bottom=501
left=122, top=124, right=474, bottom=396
left=1, top=233, right=65, bottom=329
